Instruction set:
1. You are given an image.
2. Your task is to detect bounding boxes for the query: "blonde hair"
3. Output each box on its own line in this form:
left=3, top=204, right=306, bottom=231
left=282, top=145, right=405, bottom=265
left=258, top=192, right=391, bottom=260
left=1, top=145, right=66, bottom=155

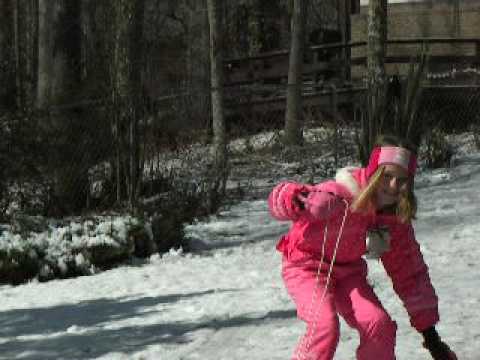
left=351, top=165, right=417, bottom=223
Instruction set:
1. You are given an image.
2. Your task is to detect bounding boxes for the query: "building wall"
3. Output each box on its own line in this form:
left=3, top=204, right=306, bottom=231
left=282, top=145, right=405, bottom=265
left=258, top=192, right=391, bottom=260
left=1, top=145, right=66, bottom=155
left=350, top=0, right=480, bottom=79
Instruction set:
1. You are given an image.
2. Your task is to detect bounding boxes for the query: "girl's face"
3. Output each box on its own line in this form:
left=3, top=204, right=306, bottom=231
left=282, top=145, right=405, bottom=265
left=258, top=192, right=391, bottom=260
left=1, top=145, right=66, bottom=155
left=375, top=164, right=409, bottom=209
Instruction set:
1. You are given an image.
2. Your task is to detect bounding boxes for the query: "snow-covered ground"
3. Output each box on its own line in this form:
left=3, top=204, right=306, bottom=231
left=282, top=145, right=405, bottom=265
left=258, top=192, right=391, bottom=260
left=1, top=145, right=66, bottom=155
left=1, top=137, right=479, bottom=359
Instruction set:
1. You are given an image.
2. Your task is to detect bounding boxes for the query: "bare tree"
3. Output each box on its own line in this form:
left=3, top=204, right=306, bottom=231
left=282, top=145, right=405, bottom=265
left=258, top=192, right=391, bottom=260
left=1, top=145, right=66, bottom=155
left=185, top=0, right=209, bottom=87
left=284, top=0, right=306, bottom=146
left=207, top=0, right=227, bottom=165
left=0, top=0, right=17, bottom=110
left=80, top=0, right=111, bottom=93
left=15, top=0, right=38, bottom=113
left=36, top=0, right=55, bottom=109
left=359, top=0, right=388, bottom=164
left=109, top=0, right=145, bottom=209
left=205, top=0, right=229, bottom=213
left=37, top=0, right=81, bottom=109
left=337, top=0, right=352, bottom=82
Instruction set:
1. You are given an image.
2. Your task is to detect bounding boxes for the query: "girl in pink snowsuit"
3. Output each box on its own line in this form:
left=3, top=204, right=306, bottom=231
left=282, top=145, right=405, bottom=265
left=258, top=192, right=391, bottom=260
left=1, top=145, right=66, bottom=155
left=269, top=136, right=457, bottom=360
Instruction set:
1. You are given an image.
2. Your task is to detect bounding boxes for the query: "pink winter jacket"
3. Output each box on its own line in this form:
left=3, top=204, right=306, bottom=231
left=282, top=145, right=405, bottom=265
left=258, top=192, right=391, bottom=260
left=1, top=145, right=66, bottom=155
left=269, top=167, right=439, bottom=332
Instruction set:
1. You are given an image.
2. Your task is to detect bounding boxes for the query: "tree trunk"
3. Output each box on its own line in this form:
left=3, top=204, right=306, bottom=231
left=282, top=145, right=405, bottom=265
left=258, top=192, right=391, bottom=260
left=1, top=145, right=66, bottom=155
left=362, top=0, right=388, bottom=164
left=187, top=0, right=210, bottom=86
left=37, top=0, right=82, bottom=109
left=110, top=0, right=131, bottom=204
left=80, top=0, right=96, bottom=83
left=109, top=0, right=144, bottom=209
left=0, top=0, right=16, bottom=110
left=337, top=0, right=352, bottom=82
left=80, top=1, right=110, bottom=94
left=129, top=0, right=145, bottom=207
left=367, top=0, right=387, bottom=110
left=248, top=0, right=263, bottom=56
left=185, top=0, right=210, bottom=132
left=207, top=0, right=227, bottom=166
left=15, top=0, right=38, bottom=113
left=36, top=0, right=55, bottom=109
left=284, top=0, right=306, bottom=146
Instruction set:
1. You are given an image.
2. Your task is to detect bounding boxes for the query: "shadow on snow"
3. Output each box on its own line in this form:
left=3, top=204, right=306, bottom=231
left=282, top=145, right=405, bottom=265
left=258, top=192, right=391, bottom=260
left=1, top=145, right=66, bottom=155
left=0, top=291, right=296, bottom=359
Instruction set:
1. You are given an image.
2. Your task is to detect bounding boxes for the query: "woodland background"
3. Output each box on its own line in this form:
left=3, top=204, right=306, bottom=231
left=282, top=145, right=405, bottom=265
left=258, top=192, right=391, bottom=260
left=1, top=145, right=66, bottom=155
left=0, top=0, right=479, bottom=283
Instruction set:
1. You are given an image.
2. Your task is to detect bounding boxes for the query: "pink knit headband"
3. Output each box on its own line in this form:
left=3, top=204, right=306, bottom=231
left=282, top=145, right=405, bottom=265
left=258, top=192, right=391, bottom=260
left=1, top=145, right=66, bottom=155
left=366, top=146, right=417, bottom=178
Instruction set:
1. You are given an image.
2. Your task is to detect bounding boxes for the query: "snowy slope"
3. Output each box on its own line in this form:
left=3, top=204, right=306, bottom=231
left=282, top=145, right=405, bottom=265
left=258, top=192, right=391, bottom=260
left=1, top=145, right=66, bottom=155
left=1, top=153, right=479, bottom=359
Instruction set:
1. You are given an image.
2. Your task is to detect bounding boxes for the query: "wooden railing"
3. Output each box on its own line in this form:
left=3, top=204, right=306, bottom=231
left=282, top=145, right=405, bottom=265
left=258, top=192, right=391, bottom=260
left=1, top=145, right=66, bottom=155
left=224, top=37, right=480, bottom=87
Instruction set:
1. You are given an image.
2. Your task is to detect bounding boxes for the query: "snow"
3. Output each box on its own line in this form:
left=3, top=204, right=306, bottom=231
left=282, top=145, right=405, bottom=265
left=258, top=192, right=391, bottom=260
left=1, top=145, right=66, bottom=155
left=0, top=215, right=143, bottom=279
left=1, top=136, right=480, bottom=359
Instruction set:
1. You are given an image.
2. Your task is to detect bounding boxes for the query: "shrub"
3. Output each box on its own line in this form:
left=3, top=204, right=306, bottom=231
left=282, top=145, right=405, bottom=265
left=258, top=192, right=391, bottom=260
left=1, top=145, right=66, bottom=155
left=422, top=128, right=454, bottom=169
left=470, top=123, right=480, bottom=150
left=140, top=150, right=229, bottom=254
left=0, top=215, right=151, bottom=284
left=357, top=52, right=428, bottom=164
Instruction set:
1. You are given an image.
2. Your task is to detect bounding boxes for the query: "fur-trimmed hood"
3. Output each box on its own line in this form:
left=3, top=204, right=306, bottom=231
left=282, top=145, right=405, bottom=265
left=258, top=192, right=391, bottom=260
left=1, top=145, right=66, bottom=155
left=335, top=167, right=361, bottom=197
left=310, top=166, right=368, bottom=201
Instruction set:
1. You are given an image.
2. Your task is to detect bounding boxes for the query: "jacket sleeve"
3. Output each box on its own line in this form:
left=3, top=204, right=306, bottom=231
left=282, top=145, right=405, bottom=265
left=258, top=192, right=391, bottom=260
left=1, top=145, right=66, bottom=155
left=380, top=223, right=440, bottom=332
left=268, top=181, right=308, bottom=221
left=299, top=190, right=345, bottom=222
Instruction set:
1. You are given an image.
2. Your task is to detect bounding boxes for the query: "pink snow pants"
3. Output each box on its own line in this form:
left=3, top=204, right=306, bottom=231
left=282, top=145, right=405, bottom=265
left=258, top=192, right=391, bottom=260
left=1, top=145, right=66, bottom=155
left=282, top=258, right=397, bottom=360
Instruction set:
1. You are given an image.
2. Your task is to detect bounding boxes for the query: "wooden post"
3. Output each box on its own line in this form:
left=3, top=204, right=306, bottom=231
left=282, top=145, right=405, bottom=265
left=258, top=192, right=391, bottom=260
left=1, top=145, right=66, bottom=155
left=364, top=0, right=388, bottom=161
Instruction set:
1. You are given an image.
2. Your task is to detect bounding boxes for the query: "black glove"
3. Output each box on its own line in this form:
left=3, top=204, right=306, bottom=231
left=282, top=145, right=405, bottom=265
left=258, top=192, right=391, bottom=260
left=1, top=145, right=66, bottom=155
left=422, top=327, right=457, bottom=360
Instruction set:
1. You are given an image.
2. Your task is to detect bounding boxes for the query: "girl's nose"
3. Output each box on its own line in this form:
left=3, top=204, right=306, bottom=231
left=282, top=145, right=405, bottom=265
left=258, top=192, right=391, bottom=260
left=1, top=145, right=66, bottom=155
left=390, top=178, right=399, bottom=189
left=385, top=178, right=400, bottom=194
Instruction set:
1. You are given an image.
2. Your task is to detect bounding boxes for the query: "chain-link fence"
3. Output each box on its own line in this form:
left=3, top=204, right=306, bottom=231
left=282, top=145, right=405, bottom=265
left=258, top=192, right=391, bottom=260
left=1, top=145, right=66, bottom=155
left=223, top=61, right=480, bottom=186
left=1, top=102, right=112, bottom=218
left=2, top=54, right=480, bottom=221
left=0, top=88, right=215, bottom=219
